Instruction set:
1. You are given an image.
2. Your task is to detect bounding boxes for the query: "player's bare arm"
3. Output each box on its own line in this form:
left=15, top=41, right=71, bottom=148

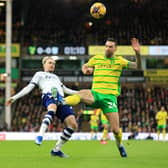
left=82, top=64, right=94, bottom=75
left=128, top=38, right=141, bottom=70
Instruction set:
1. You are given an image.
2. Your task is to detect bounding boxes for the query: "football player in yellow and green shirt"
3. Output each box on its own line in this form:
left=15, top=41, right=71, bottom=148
left=65, top=38, right=141, bottom=157
left=155, top=106, right=168, bottom=140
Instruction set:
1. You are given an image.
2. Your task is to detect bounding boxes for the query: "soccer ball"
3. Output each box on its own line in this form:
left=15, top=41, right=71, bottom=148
left=90, top=2, right=106, bottom=19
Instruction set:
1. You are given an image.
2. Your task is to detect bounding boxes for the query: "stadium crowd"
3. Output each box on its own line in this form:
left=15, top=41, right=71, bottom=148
left=3, top=84, right=167, bottom=133
left=0, top=0, right=167, bottom=45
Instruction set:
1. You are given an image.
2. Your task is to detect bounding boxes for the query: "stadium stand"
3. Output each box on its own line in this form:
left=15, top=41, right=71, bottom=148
left=5, top=83, right=167, bottom=132
left=0, top=0, right=167, bottom=45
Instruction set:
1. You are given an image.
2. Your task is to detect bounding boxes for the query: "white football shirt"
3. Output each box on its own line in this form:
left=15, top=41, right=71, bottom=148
left=31, top=71, right=64, bottom=96
left=12, top=71, right=77, bottom=101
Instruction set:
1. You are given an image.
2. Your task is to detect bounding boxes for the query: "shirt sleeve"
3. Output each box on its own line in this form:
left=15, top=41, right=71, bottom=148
left=119, top=57, right=130, bottom=69
left=12, top=83, right=35, bottom=102
left=30, top=72, right=40, bottom=85
left=86, top=56, right=96, bottom=67
left=62, top=85, right=78, bottom=95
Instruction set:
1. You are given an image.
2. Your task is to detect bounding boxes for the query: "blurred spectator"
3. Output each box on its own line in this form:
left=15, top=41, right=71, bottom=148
left=128, top=122, right=139, bottom=140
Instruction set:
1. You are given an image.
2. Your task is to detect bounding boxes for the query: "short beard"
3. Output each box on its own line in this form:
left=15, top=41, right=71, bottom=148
left=105, top=52, right=113, bottom=58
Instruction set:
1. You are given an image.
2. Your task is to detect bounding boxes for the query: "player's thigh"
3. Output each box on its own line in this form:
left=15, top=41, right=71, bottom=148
left=64, top=115, right=78, bottom=130
left=105, top=112, right=120, bottom=133
left=78, top=89, right=94, bottom=105
left=47, top=103, right=57, bottom=111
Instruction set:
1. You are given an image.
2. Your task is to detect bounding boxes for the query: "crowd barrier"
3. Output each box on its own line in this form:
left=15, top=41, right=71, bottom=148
left=0, top=132, right=167, bottom=141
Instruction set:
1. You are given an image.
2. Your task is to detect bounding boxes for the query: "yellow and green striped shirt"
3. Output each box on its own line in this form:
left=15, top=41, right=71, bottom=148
left=156, top=110, right=168, bottom=125
left=86, top=55, right=130, bottom=96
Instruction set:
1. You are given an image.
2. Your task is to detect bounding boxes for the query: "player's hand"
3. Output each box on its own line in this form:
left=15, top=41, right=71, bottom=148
left=82, top=65, right=94, bottom=75
left=6, top=98, right=14, bottom=106
left=131, top=38, right=140, bottom=53
left=85, top=67, right=94, bottom=75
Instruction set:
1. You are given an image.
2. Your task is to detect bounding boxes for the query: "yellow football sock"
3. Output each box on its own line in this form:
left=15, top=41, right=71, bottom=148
left=102, top=128, right=108, bottom=140
left=65, top=94, right=81, bottom=106
left=114, top=128, right=122, bottom=147
left=163, top=129, right=166, bottom=140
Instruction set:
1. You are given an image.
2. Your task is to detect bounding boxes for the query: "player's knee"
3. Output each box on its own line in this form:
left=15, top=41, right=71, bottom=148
left=112, top=128, right=120, bottom=134
left=78, top=90, right=94, bottom=105
left=47, top=104, right=57, bottom=111
left=69, top=121, right=78, bottom=131
left=73, top=122, right=78, bottom=130
left=64, top=115, right=78, bottom=130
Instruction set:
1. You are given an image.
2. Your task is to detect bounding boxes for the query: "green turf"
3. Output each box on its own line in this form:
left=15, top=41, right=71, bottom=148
left=0, top=140, right=168, bottom=168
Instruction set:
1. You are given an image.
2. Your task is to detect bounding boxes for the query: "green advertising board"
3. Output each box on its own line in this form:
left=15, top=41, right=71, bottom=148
left=0, top=43, right=20, bottom=57
left=0, top=68, right=19, bottom=79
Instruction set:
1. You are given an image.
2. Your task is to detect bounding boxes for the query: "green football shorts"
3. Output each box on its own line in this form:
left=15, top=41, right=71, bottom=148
left=157, top=125, right=166, bottom=129
left=91, top=125, right=98, bottom=130
left=90, top=90, right=118, bottom=113
left=101, top=119, right=109, bottom=125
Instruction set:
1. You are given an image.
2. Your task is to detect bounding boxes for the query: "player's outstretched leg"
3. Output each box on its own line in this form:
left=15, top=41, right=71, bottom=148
left=51, top=127, right=74, bottom=158
left=65, top=94, right=81, bottom=106
left=35, top=110, right=55, bottom=145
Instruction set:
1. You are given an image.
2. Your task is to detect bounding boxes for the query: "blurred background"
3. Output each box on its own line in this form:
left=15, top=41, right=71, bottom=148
left=0, top=0, right=167, bottom=134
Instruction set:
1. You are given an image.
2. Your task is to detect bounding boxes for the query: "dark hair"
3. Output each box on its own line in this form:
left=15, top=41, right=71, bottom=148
left=106, top=37, right=117, bottom=46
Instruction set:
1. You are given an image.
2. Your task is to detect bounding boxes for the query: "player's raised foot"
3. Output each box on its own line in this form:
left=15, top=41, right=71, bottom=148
left=35, top=136, right=43, bottom=145
left=118, top=145, right=127, bottom=157
left=50, top=150, right=69, bottom=158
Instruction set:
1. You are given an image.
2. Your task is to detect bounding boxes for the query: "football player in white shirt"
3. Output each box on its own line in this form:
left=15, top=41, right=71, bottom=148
left=6, top=56, right=78, bottom=158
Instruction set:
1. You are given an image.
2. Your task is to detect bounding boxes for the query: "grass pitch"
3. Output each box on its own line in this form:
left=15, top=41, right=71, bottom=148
left=0, top=140, right=168, bottom=168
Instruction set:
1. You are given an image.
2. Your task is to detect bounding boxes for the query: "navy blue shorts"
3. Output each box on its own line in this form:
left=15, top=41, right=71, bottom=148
left=42, top=92, right=63, bottom=106
left=42, top=93, right=74, bottom=122
left=56, top=105, right=74, bottom=123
